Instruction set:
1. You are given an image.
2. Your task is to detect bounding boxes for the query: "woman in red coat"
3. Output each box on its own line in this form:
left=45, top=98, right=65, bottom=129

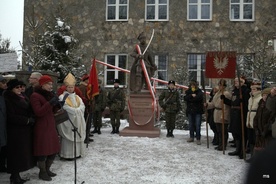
left=4, top=79, right=35, bottom=184
left=30, top=75, right=60, bottom=181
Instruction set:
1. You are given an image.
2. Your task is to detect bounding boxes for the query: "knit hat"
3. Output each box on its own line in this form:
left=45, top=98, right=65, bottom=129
left=63, top=73, right=76, bottom=86
left=39, top=75, right=53, bottom=86
left=262, top=88, right=271, bottom=95
left=7, top=79, right=22, bottom=90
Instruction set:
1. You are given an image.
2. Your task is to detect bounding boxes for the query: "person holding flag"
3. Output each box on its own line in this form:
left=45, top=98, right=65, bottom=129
left=84, top=59, right=99, bottom=143
left=205, top=79, right=231, bottom=151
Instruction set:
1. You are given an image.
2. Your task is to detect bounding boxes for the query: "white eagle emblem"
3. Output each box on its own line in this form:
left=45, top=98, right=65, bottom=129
left=213, top=55, right=229, bottom=75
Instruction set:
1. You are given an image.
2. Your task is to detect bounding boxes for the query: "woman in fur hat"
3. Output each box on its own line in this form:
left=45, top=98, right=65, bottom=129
left=4, top=79, right=35, bottom=183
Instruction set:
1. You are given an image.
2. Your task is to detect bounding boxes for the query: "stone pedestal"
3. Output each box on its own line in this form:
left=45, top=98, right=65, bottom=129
left=119, top=91, right=160, bottom=138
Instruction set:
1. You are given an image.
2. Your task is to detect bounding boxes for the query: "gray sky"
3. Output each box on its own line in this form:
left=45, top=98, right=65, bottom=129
left=0, top=0, right=24, bottom=51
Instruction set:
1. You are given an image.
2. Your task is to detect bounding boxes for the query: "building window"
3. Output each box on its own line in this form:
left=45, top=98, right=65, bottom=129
left=230, top=0, right=254, bottom=21
left=154, top=54, right=168, bottom=86
left=146, top=0, right=169, bottom=21
left=187, top=0, right=212, bottom=21
left=188, top=54, right=209, bottom=86
left=105, top=54, right=127, bottom=86
left=106, top=0, right=128, bottom=21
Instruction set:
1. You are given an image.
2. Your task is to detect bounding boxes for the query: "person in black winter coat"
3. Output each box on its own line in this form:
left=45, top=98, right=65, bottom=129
left=222, top=77, right=250, bottom=159
left=184, top=80, right=204, bottom=145
left=4, top=79, right=35, bottom=183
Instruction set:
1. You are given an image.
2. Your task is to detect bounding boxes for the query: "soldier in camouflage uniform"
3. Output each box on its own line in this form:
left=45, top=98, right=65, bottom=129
left=159, top=80, right=181, bottom=137
left=91, top=80, right=107, bottom=134
left=107, top=79, right=125, bottom=134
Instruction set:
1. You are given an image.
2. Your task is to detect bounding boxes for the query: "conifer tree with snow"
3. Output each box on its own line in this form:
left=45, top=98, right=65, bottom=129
left=0, top=33, right=13, bottom=54
left=39, top=17, right=80, bottom=82
left=23, top=11, right=86, bottom=83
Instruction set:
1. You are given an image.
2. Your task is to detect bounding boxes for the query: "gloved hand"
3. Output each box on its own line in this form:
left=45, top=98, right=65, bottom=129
left=49, top=96, right=59, bottom=106
left=28, top=117, right=35, bottom=125
left=220, top=95, right=225, bottom=100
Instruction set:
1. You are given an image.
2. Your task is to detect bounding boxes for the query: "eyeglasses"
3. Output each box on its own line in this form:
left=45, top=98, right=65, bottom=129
left=15, top=85, right=23, bottom=89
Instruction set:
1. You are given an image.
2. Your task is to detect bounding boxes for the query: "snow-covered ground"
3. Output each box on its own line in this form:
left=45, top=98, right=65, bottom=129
left=0, top=119, right=249, bottom=184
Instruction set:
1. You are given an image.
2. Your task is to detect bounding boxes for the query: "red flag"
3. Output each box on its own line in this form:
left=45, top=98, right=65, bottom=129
left=205, top=51, right=236, bottom=78
left=87, top=58, right=99, bottom=100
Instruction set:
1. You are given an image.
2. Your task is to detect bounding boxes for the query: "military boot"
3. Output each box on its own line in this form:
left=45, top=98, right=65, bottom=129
left=111, top=126, right=115, bottom=134
left=170, top=129, right=174, bottom=138
left=228, top=140, right=241, bottom=156
left=115, top=127, right=120, bottom=134
left=97, top=127, right=101, bottom=134
left=91, top=127, right=98, bottom=134
left=166, top=129, right=170, bottom=137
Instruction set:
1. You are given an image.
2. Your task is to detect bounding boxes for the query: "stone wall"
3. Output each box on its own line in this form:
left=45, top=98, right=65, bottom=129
left=23, top=0, right=276, bottom=82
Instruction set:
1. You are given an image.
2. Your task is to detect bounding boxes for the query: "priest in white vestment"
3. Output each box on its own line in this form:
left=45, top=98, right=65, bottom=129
left=57, top=73, right=86, bottom=159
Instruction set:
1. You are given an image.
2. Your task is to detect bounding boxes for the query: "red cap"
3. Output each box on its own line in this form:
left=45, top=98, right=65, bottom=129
left=39, top=75, right=53, bottom=86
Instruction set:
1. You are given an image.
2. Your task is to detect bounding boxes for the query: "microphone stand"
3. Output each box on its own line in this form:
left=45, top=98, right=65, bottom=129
left=59, top=95, right=85, bottom=184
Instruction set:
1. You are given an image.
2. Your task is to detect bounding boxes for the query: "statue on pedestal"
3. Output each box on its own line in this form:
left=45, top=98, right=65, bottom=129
left=129, top=32, right=157, bottom=92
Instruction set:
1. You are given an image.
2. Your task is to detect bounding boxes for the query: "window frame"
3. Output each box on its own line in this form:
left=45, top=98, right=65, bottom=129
left=154, top=54, right=168, bottom=88
left=106, top=0, right=129, bottom=21
left=187, top=53, right=210, bottom=87
left=145, top=0, right=169, bottom=21
left=229, top=0, right=255, bottom=22
left=187, top=0, right=213, bottom=21
left=104, top=54, right=128, bottom=87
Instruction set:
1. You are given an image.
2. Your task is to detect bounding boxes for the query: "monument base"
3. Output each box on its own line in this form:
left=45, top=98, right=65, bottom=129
left=119, top=127, right=160, bottom=138
left=119, top=91, right=160, bottom=138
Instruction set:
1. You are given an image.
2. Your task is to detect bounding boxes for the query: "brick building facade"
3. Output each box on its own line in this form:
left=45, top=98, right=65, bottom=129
left=23, top=0, right=276, bottom=88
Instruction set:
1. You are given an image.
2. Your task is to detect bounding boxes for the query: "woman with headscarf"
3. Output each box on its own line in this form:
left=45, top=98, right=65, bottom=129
left=30, top=75, right=60, bottom=181
left=4, top=79, right=35, bottom=183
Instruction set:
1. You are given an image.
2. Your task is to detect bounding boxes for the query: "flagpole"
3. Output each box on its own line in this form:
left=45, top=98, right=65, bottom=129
left=201, top=69, right=209, bottom=148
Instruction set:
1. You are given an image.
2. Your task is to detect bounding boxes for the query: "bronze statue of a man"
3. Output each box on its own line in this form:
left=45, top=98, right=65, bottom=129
left=130, top=32, right=157, bottom=92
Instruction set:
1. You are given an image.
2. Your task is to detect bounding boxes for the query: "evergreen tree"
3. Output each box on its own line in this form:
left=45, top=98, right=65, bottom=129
left=39, top=17, right=80, bottom=82
left=0, top=33, right=13, bottom=54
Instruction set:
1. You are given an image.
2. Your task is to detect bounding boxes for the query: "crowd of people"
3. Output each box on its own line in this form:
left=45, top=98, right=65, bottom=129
left=0, top=71, right=276, bottom=183
left=0, top=72, right=126, bottom=183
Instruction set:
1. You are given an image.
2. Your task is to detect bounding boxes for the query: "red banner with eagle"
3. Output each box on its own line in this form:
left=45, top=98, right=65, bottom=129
left=87, top=58, right=99, bottom=100
left=205, top=51, right=236, bottom=78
